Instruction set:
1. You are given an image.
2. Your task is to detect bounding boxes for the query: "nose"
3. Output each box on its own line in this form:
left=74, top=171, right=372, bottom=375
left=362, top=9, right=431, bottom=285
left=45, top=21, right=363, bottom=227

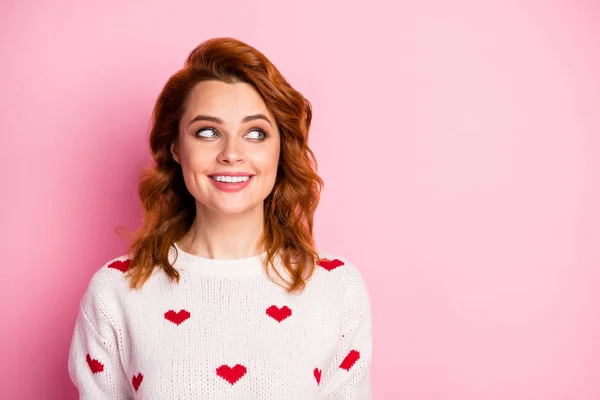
left=217, top=136, right=244, bottom=164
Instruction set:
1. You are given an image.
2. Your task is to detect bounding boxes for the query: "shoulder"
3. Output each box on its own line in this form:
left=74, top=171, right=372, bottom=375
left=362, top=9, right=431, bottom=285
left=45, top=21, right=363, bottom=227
left=79, top=254, right=133, bottom=316
left=314, top=251, right=370, bottom=299
left=315, top=251, right=364, bottom=278
left=85, top=254, right=133, bottom=293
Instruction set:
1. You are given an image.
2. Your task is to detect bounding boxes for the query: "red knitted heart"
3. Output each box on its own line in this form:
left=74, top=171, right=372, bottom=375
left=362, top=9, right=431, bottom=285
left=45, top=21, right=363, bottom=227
left=317, top=258, right=344, bottom=271
left=85, top=354, right=104, bottom=374
left=216, top=364, right=247, bottom=385
left=313, top=368, right=322, bottom=385
left=108, top=259, right=130, bottom=273
left=266, top=305, right=292, bottom=322
left=339, top=350, right=360, bottom=371
left=164, top=309, right=191, bottom=325
left=132, top=373, right=143, bottom=392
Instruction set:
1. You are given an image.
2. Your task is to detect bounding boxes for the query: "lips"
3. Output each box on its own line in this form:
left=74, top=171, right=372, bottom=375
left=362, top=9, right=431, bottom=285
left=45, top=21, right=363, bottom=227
left=208, top=174, right=254, bottom=193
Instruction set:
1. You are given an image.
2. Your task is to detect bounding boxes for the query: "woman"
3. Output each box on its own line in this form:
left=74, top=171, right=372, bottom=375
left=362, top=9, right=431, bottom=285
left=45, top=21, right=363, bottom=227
left=68, top=37, right=372, bottom=399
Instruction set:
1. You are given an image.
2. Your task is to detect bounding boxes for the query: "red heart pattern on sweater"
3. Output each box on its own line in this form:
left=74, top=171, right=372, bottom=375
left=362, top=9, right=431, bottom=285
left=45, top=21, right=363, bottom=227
left=266, top=305, right=292, bottom=322
left=132, top=372, right=144, bottom=392
left=339, top=349, right=360, bottom=371
left=317, top=258, right=344, bottom=271
left=108, top=259, right=130, bottom=273
left=216, top=364, right=247, bottom=385
left=164, top=309, right=191, bottom=325
left=313, top=368, right=322, bottom=385
left=85, top=354, right=104, bottom=374
left=89, top=253, right=364, bottom=391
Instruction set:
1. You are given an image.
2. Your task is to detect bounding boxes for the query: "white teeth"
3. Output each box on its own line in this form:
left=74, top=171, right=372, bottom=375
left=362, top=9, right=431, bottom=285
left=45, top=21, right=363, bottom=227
left=212, top=175, right=251, bottom=183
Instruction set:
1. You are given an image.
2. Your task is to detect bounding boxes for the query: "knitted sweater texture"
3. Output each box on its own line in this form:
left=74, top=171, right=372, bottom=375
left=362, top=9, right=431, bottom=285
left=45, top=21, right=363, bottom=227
left=68, top=243, right=373, bottom=399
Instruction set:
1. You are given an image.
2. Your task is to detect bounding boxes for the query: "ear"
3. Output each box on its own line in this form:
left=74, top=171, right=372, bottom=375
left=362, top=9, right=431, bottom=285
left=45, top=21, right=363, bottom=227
left=170, top=141, right=180, bottom=164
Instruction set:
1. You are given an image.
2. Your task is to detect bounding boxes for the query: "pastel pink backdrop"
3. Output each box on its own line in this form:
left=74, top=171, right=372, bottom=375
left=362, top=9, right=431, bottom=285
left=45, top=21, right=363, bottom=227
left=1, top=1, right=598, bottom=398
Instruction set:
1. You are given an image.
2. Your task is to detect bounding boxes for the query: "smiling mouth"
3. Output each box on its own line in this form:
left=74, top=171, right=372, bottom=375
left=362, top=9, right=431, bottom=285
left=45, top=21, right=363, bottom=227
left=207, top=174, right=255, bottom=193
left=208, top=175, right=255, bottom=183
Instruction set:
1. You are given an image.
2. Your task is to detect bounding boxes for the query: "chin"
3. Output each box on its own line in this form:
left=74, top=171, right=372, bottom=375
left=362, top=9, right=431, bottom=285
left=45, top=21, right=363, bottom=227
left=210, top=202, right=262, bottom=216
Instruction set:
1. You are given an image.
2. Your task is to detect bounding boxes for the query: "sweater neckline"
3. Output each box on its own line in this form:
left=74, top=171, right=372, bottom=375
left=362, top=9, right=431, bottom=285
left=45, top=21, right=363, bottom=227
left=169, top=242, right=267, bottom=277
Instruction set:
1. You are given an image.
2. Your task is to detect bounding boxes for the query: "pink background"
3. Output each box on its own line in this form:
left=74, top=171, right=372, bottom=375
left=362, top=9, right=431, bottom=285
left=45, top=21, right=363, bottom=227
left=1, top=1, right=599, bottom=398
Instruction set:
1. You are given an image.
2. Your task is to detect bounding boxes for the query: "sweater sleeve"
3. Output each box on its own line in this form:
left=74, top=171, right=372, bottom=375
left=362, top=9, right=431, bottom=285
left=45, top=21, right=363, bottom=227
left=319, top=262, right=373, bottom=399
left=68, top=276, right=131, bottom=399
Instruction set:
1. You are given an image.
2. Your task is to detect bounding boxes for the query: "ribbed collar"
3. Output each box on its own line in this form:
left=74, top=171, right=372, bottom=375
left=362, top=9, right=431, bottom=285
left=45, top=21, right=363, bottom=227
left=169, top=242, right=268, bottom=278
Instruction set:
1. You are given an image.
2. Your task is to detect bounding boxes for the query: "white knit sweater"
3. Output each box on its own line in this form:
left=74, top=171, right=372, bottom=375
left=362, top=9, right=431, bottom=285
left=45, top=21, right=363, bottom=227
left=68, top=243, right=373, bottom=399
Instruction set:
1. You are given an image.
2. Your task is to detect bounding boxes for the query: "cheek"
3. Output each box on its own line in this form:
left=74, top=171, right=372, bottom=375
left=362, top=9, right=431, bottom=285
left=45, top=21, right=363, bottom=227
left=245, top=143, right=277, bottom=170
left=181, top=145, right=212, bottom=173
left=265, top=151, right=279, bottom=171
left=262, top=142, right=281, bottom=173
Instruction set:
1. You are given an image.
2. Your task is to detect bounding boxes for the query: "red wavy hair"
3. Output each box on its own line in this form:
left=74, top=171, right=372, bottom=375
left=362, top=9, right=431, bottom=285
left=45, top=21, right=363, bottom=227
left=118, top=37, right=324, bottom=293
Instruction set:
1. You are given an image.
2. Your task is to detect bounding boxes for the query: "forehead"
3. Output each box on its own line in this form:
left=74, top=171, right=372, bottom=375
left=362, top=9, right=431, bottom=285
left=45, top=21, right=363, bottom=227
left=182, top=80, right=275, bottom=123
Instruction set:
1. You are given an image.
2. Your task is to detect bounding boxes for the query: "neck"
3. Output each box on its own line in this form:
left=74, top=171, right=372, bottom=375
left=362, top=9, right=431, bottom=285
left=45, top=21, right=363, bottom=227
left=179, top=202, right=265, bottom=260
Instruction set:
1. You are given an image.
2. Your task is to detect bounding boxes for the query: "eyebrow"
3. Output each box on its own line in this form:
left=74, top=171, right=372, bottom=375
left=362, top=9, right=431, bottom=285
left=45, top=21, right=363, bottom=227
left=188, top=114, right=272, bottom=127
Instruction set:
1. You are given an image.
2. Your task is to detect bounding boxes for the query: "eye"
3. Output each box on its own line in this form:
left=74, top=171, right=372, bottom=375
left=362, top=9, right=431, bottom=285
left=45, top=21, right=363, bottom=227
left=196, top=127, right=219, bottom=138
left=245, top=128, right=267, bottom=140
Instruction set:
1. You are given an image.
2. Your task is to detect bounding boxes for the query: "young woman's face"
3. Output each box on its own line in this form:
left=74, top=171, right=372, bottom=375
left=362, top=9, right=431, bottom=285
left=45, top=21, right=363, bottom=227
left=172, top=80, right=281, bottom=216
